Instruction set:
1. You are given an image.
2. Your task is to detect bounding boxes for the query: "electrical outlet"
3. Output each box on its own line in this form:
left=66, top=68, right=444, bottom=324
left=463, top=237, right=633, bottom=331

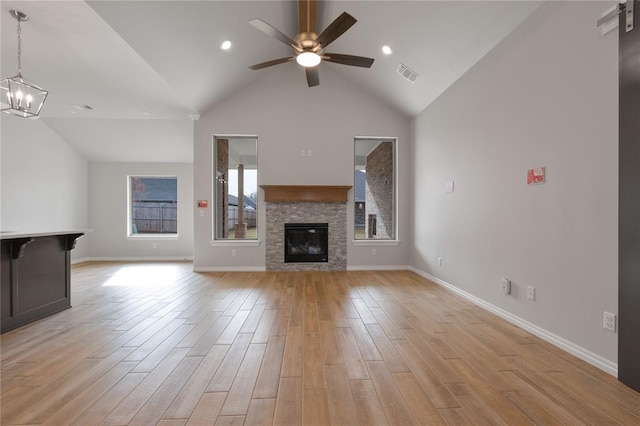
left=501, top=278, right=511, bottom=295
left=300, top=150, right=305, bottom=157
left=527, top=286, right=535, bottom=301
left=438, top=257, right=443, bottom=267
left=231, top=249, right=237, bottom=257
left=152, top=242, right=157, bottom=249
left=603, top=311, right=616, bottom=332
left=371, top=248, right=377, bottom=256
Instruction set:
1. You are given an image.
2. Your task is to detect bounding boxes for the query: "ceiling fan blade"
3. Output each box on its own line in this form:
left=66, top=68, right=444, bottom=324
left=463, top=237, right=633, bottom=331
left=324, top=53, right=375, bottom=68
left=249, top=19, right=295, bottom=47
left=249, top=57, right=295, bottom=70
left=306, top=66, right=320, bottom=87
left=298, top=0, right=317, bottom=34
left=315, top=12, right=357, bottom=49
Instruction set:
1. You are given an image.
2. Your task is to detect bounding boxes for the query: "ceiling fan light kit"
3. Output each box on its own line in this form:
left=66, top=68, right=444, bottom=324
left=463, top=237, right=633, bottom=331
left=248, top=0, right=375, bottom=87
left=296, top=52, right=321, bottom=67
left=1, top=10, right=48, bottom=118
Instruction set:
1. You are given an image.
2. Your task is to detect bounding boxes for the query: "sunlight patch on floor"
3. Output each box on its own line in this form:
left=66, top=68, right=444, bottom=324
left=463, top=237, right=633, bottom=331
left=103, top=264, right=179, bottom=287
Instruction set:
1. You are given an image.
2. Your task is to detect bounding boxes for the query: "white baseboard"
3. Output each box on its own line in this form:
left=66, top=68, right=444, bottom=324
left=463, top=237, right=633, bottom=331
left=71, top=257, right=91, bottom=265
left=78, top=256, right=193, bottom=263
left=347, top=265, right=411, bottom=271
left=193, top=266, right=267, bottom=272
left=410, top=267, right=618, bottom=378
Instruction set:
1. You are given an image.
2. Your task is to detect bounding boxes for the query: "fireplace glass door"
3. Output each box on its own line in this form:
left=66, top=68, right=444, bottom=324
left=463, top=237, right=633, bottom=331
left=284, top=223, right=328, bottom=263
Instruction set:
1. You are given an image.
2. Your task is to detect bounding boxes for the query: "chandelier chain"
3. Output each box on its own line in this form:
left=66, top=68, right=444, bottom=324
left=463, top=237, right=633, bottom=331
left=16, top=18, right=22, bottom=74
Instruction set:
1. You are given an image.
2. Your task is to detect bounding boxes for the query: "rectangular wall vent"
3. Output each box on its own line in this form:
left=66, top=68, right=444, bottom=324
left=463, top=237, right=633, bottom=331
left=397, top=63, right=419, bottom=83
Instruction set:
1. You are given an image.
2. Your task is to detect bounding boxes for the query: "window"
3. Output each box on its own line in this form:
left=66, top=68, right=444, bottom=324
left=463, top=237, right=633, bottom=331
left=128, top=176, right=178, bottom=236
left=354, top=138, right=396, bottom=240
left=214, top=136, right=258, bottom=240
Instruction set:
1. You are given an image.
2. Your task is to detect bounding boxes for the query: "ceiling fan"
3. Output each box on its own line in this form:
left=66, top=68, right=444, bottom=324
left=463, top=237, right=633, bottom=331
left=248, top=0, right=375, bottom=87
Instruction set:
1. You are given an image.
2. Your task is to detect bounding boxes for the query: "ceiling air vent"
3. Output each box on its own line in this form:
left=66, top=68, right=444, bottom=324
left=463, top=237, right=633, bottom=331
left=397, top=63, right=419, bottom=83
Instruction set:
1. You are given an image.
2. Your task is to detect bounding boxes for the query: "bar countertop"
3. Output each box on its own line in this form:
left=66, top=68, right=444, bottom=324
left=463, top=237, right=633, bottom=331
left=0, top=229, right=90, bottom=240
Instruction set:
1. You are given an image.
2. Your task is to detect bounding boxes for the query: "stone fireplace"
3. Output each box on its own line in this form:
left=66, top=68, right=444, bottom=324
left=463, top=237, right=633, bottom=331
left=262, top=185, right=351, bottom=271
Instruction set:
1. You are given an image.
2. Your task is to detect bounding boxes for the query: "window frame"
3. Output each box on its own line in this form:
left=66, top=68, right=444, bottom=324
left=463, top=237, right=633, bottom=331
left=210, top=134, right=260, bottom=246
left=126, top=175, right=179, bottom=240
left=352, top=136, right=399, bottom=246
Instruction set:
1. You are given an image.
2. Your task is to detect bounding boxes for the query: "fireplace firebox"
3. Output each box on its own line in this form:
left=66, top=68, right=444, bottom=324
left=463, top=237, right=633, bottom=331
left=284, top=223, right=328, bottom=263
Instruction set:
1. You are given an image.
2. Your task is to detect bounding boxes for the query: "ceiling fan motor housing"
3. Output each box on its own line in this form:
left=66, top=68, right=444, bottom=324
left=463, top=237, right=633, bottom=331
left=294, top=32, right=321, bottom=54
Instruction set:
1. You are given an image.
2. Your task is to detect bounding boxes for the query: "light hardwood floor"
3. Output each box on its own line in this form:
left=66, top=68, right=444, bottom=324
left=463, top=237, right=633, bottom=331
left=1, top=262, right=639, bottom=425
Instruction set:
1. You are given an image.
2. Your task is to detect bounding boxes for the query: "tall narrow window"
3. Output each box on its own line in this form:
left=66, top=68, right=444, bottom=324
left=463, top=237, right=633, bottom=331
left=214, top=136, right=258, bottom=240
left=354, top=138, right=396, bottom=240
left=128, top=176, right=178, bottom=235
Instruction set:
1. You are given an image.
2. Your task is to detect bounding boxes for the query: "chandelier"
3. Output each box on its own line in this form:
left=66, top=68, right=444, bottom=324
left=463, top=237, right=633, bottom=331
left=1, top=10, right=48, bottom=118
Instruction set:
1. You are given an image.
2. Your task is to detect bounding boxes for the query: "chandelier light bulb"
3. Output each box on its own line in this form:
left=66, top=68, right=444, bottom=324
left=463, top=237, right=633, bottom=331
left=296, top=52, right=321, bottom=67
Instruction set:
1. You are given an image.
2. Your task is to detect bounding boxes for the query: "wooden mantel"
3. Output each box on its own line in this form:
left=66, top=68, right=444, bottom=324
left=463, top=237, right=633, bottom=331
left=260, top=185, right=352, bottom=203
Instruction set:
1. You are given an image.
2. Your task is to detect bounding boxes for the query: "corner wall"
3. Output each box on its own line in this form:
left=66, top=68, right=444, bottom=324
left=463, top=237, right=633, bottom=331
left=0, top=116, right=89, bottom=260
left=411, top=1, right=618, bottom=367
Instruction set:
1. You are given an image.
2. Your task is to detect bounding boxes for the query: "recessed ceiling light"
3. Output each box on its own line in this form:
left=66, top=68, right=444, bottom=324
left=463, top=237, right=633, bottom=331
left=220, top=40, right=232, bottom=50
left=142, top=111, right=151, bottom=116
left=382, top=45, right=393, bottom=55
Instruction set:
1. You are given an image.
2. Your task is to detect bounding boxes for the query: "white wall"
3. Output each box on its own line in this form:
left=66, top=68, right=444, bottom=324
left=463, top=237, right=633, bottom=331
left=0, top=116, right=89, bottom=260
left=194, top=64, right=410, bottom=270
left=411, top=1, right=618, bottom=368
left=88, top=162, right=193, bottom=260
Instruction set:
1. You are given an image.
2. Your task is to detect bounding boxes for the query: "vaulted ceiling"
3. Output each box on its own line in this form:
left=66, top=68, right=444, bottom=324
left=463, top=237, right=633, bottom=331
left=1, top=1, right=541, bottom=162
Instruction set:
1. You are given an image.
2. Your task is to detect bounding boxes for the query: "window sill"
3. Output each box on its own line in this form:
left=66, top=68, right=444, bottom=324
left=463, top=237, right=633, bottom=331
left=351, top=239, right=400, bottom=247
left=210, top=240, right=261, bottom=247
left=127, top=234, right=179, bottom=241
